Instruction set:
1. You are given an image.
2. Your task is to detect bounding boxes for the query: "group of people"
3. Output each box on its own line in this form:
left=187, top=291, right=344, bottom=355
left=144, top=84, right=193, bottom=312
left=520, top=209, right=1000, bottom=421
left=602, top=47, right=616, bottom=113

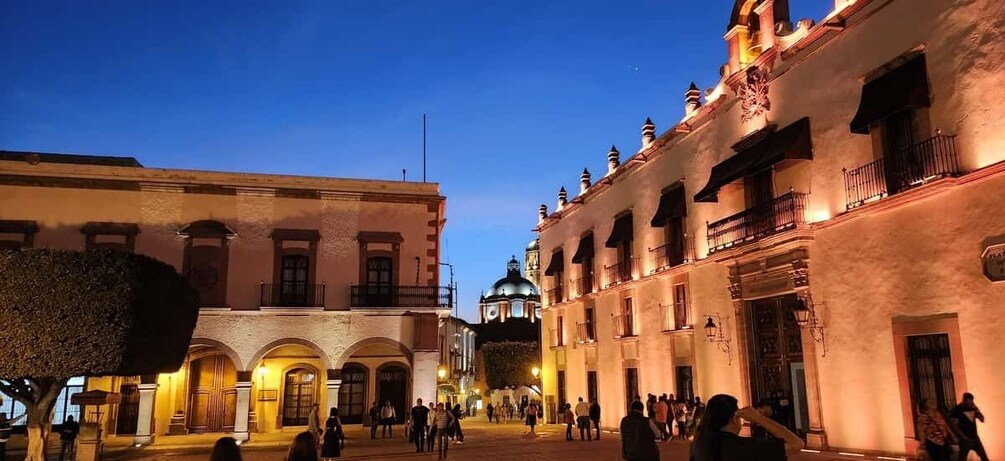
left=209, top=404, right=344, bottom=461
left=483, top=402, right=517, bottom=423
left=485, top=400, right=543, bottom=435
left=561, top=397, right=602, bottom=441
left=643, top=393, right=704, bottom=442
left=915, top=392, right=990, bottom=461
left=403, top=398, right=463, bottom=459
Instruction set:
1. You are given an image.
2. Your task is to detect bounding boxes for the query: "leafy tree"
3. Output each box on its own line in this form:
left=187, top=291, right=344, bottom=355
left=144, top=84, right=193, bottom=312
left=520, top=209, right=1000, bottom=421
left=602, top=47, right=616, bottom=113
left=480, top=341, right=540, bottom=390
left=0, top=249, right=200, bottom=461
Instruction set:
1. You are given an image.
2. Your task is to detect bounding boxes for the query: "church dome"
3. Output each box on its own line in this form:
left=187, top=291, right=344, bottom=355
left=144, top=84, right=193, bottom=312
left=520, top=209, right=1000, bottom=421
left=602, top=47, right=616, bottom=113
left=483, top=256, right=540, bottom=301
left=526, top=238, right=540, bottom=251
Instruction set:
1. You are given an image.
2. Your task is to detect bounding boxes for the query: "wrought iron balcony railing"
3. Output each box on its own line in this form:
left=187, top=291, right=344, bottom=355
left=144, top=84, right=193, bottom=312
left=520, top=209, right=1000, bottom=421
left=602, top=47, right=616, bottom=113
left=576, top=322, right=596, bottom=343
left=260, top=282, right=325, bottom=307
left=604, top=258, right=638, bottom=289
left=349, top=285, right=452, bottom=308
left=570, top=272, right=596, bottom=298
left=550, top=328, right=565, bottom=348
left=660, top=302, right=692, bottom=332
left=648, top=234, right=696, bottom=274
left=707, top=191, right=808, bottom=254
left=843, top=134, right=961, bottom=210
left=546, top=285, right=564, bottom=305
left=612, top=314, right=636, bottom=338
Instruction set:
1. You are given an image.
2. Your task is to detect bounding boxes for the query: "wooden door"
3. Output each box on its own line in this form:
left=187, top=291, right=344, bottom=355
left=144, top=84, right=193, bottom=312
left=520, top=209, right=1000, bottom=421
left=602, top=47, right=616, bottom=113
left=187, top=355, right=237, bottom=432
left=282, top=369, right=316, bottom=426
left=280, top=255, right=310, bottom=306
left=748, top=294, right=805, bottom=434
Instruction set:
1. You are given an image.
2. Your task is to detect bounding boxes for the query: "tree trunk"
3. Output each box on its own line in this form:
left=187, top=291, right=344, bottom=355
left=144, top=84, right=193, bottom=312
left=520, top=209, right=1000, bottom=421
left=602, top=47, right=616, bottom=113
left=24, top=414, right=52, bottom=461
left=0, top=378, right=67, bottom=461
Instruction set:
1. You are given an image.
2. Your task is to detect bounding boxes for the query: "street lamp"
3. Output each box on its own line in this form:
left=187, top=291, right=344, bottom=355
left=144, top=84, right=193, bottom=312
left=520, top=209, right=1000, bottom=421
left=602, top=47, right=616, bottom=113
left=793, top=296, right=827, bottom=355
left=703, top=314, right=732, bottom=366
left=531, top=366, right=540, bottom=378
left=438, top=366, right=447, bottom=380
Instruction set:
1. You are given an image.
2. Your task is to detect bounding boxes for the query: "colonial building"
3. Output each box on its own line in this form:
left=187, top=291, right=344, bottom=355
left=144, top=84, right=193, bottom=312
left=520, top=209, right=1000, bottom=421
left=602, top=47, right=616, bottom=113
left=436, top=316, right=477, bottom=406
left=0, top=151, right=449, bottom=444
left=536, top=0, right=1004, bottom=458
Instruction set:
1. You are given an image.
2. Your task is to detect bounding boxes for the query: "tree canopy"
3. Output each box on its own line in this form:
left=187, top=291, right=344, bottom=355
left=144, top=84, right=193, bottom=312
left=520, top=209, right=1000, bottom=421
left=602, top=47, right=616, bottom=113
left=480, top=341, right=540, bottom=390
left=0, top=248, right=200, bottom=379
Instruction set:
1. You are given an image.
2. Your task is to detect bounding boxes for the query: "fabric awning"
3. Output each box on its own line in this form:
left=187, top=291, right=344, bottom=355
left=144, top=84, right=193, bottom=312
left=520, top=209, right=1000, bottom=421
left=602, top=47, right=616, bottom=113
left=650, top=183, right=687, bottom=227
left=850, top=54, right=930, bottom=134
left=605, top=213, right=634, bottom=248
left=544, top=250, right=564, bottom=275
left=693, top=117, right=813, bottom=203
left=571, top=233, right=594, bottom=263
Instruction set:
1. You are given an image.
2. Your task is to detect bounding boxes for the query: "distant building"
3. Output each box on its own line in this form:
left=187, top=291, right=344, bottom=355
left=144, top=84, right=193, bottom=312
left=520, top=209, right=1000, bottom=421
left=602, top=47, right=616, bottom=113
left=437, top=316, right=476, bottom=407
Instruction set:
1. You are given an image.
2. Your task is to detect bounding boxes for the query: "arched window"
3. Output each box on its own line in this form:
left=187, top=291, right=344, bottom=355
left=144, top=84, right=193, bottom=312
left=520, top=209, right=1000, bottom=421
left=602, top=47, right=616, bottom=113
left=511, top=299, right=525, bottom=318
left=282, top=368, right=317, bottom=426
left=338, top=365, right=367, bottom=424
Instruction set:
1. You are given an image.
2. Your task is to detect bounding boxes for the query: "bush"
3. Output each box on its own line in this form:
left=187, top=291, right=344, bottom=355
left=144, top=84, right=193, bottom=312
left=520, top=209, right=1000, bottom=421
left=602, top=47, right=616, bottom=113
left=480, top=341, right=540, bottom=390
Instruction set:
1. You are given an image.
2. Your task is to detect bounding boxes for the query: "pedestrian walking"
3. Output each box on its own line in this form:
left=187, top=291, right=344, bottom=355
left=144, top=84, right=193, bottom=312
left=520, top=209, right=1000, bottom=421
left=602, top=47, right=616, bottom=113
left=526, top=402, right=538, bottom=435
left=430, top=403, right=455, bottom=460
left=950, top=392, right=989, bottom=461
left=917, top=398, right=957, bottom=461
left=589, top=399, right=602, bottom=440
left=58, top=415, right=80, bottom=461
left=646, top=394, right=657, bottom=420
left=574, top=397, right=592, bottom=441
left=451, top=404, right=464, bottom=443
left=674, top=397, right=689, bottom=440
left=486, top=403, right=495, bottom=423
left=689, top=396, right=705, bottom=437
left=307, top=403, right=322, bottom=443
left=209, top=437, right=242, bottom=461
left=620, top=400, right=660, bottom=461
left=564, top=404, right=576, bottom=441
left=286, top=432, right=320, bottom=461
left=321, top=407, right=343, bottom=460
left=380, top=401, right=396, bottom=438
left=410, top=398, right=430, bottom=453
left=665, top=394, right=676, bottom=440
left=690, top=394, right=804, bottom=461
left=427, top=402, right=437, bottom=452
left=654, top=396, right=669, bottom=441
left=367, top=402, right=379, bottom=439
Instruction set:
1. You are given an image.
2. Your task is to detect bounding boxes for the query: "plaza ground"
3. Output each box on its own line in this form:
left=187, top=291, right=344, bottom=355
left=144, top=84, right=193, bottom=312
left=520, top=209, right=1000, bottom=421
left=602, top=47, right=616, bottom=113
left=7, top=418, right=908, bottom=460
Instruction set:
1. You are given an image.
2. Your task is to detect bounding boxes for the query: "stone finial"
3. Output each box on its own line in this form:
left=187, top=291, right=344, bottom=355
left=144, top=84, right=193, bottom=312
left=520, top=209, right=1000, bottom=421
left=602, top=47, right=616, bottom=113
left=641, top=117, right=656, bottom=147
left=685, top=82, right=702, bottom=117
left=557, top=187, right=568, bottom=210
left=607, top=145, right=620, bottom=175
left=580, top=168, right=592, bottom=193
left=538, top=204, right=548, bottom=222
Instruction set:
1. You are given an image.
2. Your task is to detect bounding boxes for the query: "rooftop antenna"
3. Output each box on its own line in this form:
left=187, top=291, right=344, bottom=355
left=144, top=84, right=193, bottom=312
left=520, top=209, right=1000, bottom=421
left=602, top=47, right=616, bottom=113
left=422, top=114, right=427, bottom=183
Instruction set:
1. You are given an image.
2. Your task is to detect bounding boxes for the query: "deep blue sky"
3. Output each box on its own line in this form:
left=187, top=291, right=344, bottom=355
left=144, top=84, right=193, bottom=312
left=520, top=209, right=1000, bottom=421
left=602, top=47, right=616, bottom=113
left=0, top=0, right=832, bottom=322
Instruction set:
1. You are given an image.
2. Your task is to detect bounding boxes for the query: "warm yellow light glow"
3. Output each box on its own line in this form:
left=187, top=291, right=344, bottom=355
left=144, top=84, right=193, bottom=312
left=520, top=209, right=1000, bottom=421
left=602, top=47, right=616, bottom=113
left=812, top=209, right=831, bottom=223
left=257, top=363, right=267, bottom=377
left=437, top=366, right=447, bottom=379
left=531, top=366, right=540, bottom=378
left=473, top=388, right=480, bottom=395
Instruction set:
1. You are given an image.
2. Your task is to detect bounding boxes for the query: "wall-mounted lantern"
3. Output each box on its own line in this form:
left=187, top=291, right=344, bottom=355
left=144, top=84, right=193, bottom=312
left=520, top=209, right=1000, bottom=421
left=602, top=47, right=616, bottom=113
left=703, top=313, right=732, bottom=366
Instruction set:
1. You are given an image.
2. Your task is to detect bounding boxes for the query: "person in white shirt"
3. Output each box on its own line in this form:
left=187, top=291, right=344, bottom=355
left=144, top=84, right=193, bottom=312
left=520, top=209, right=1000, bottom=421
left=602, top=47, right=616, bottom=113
left=380, top=401, right=397, bottom=438
left=574, top=397, right=592, bottom=441
left=430, top=403, right=455, bottom=460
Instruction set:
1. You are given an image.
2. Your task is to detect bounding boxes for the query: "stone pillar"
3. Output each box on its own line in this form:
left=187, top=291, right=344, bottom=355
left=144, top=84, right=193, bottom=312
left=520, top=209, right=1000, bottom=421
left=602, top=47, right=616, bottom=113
left=232, top=378, right=253, bottom=442
left=326, top=369, right=342, bottom=413
left=724, top=25, right=747, bottom=74
left=132, top=376, right=158, bottom=446
left=168, top=360, right=189, bottom=435
left=727, top=271, right=753, bottom=409
left=791, top=262, right=828, bottom=449
left=412, top=351, right=440, bottom=404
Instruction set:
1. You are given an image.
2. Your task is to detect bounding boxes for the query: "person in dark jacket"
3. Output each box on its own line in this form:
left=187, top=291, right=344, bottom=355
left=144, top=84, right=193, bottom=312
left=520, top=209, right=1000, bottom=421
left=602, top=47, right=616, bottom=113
left=620, top=400, right=660, bottom=461
left=410, top=399, right=429, bottom=453
left=320, top=407, right=343, bottom=459
left=58, top=415, right=80, bottom=461
left=367, top=402, right=379, bottom=439
left=589, top=399, right=602, bottom=440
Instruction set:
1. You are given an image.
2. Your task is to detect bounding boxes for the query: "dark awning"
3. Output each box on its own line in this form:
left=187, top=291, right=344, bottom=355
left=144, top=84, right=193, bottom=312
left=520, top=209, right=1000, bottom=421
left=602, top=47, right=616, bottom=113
left=571, top=233, right=594, bottom=263
left=544, top=250, right=564, bottom=275
left=650, top=183, right=687, bottom=227
left=605, top=213, right=634, bottom=248
left=850, top=54, right=930, bottom=134
left=693, top=117, right=813, bottom=203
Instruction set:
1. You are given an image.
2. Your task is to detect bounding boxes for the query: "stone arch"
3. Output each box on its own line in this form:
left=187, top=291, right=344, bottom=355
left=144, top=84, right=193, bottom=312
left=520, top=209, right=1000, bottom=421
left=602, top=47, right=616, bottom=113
left=334, top=337, right=412, bottom=369
left=189, top=337, right=244, bottom=371
left=246, top=337, right=333, bottom=371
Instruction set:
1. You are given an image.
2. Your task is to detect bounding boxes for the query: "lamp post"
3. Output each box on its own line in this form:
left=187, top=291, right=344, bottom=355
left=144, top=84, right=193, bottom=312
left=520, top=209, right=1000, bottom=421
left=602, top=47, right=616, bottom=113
left=703, top=314, right=732, bottom=365
left=793, top=297, right=827, bottom=355
left=439, top=262, right=458, bottom=317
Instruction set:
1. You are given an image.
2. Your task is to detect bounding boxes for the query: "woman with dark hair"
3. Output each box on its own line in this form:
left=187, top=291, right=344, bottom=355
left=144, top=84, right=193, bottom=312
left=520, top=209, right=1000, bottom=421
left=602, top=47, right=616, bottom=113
left=450, top=404, right=465, bottom=443
left=689, top=394, right=803, bottom=461
left=916, top=398, right=956, bottom=461
left=287, top=431, right=320, bottom=461
left=321, top=407, right=344, bottom=459
left=209, top=437, right=242, bottom=461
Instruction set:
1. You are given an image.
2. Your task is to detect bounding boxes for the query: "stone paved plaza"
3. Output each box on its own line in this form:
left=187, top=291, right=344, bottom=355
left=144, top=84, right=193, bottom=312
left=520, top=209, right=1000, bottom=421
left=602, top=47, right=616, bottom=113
left=86, top=419, right=865, bottom=461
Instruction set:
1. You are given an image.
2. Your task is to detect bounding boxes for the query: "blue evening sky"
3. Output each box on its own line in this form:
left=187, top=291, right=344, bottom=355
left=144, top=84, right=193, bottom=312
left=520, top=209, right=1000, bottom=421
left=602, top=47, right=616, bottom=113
left=0, top=0, right=832, bottom=322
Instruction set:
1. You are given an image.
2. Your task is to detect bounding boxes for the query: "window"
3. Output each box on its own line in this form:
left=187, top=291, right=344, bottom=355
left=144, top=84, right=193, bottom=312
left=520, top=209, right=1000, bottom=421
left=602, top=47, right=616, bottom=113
left=673, top=284, right=690, bottom=330
left=585, top=305, right=596, bottom=341
left=587, top=371, right=599, bottom=403
left=280, top=254, right=310, bottom=306
left=907, top=334, right=956, bottom=418
left=115, top=383, right=140, bottom=434
left=624, top=368, right=639, bottom=413
left=619, top=298, right=635, bottom=337
left=365, top=256, right=394, bottom=305
left=882, top=109, right=922, bottom=195
left=544, top=250, right=565, bottom=304
left=557, top=370, right=567, bottom=409
left=180, top=220, right=234, bottom=307
left=0, top=220, right=38, bottom=250
left=745, top=168, right=774, bottom=208
left=338, top=366, right=367, bottom=424
left=282, top=369, right=317, bottom=426
left=556, top=315, right=564, bottom=347
left=81, top=222, right=139, bottom=252
left=675, top=367, right=694, bottom=402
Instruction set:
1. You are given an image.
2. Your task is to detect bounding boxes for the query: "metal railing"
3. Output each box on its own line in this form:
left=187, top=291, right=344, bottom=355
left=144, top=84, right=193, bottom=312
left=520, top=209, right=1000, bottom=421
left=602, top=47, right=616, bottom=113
left=843, top=134, right=961, bottom=210
left=604, top=258, right=638, bottom=289
left=660, top=302, right=692, bottom=332
left=707, top=191, right=808, bottom=253
left=349, top=285, right=452, bottom=308
left=576, top=322, right=596, bottom=343
left=612, top=314, right=636, bottom=338
left=546, top=284, right=564, bottom=305
left=649, top=234, right=696, bottom=274
left=550, top=328, right=565, bottom=348
left=260, top=282, right=325, bottom=307
left=570, top=272, right=596, bottom=298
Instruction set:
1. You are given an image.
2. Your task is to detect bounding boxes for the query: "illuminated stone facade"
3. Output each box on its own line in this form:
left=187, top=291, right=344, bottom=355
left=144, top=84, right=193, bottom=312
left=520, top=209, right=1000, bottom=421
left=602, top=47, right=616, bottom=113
left=535, top=0, right=1005, bottom=458
left=0, top=152, right=449, bottom=443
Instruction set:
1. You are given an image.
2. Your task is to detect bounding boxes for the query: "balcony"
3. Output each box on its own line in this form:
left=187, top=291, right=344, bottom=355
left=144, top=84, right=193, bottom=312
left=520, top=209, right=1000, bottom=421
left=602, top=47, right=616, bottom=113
left=707, top=191, right=808, bottom=254
left=349, top=285, right=452, bottom=309
left=576, top=322, right=596, bottom=343
left=550, top=328, right=565, bottom=348
left=260, top=282, right=325, bottom=308
left=570, top=272, right=596, bottom=298
left=843, top=134, right=961, bottom=210
left=648, top=235, right=696, bottom=274
left=660, top=302, right=692, bottom=332
left=612, top=314, right=636, bottom=339
left=603, top=258, right=638, bottom=289
left=546, top=285, right=565, bottom=305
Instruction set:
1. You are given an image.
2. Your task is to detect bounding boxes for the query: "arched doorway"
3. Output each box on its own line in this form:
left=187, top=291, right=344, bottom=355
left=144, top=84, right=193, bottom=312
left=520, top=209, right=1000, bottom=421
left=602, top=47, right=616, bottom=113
left=338, top=365, right=368, bottom=424
left=377, top=365, right=408, bottom=424
left=282, top=368, right=318, bottom=426
left=188, top=354, right=237, bottom=432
